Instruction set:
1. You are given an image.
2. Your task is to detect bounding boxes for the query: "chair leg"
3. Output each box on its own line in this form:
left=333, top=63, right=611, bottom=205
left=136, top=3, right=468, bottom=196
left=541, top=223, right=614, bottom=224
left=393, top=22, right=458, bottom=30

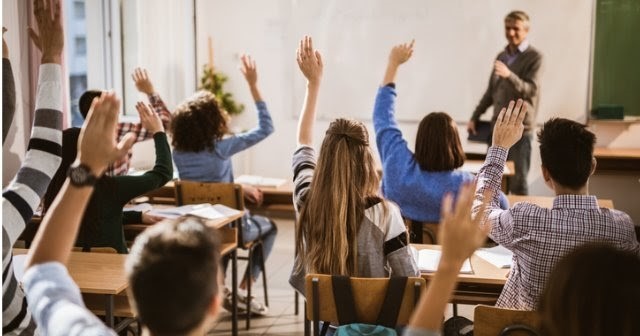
left=453, top=303, right=458, bottom=317
left=246, top=248, right=252, bottom=330
left=295, top=291, right=299, bottom=315
left=259, top=242, right=269, bottom=307
left=304, top=304, right=311, bottom=336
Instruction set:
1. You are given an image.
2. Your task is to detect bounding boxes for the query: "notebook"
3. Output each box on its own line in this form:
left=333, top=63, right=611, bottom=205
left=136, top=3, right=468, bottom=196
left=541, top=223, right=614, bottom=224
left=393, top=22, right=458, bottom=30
left=148, top=204, right=241, bottom=220
left=475, top=245, right=513, bottom=269
left=411, top=246, right=473, bottom=274
left=467, top=120, right=492, bottom=143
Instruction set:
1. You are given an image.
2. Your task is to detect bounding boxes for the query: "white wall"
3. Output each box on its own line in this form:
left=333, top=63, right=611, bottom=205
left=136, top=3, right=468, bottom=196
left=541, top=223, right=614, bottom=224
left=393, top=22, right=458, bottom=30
left=3, top=0, right=31, bottom=186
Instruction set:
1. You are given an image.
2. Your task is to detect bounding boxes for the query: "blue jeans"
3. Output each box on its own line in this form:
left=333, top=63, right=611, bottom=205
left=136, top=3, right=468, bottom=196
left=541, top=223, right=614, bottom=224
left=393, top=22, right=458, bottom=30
left=223, top=214, right=277, bottom=280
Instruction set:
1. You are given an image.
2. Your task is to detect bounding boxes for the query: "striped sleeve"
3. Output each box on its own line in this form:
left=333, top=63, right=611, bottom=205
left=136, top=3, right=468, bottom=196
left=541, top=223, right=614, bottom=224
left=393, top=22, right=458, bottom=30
left=292, top=146, right=316, bottom=213
left=3, top=63, right=63, bottom=335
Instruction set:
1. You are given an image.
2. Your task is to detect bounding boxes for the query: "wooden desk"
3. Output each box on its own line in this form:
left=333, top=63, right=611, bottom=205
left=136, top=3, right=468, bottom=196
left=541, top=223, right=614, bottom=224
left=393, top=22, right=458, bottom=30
left=13, top=249, right=130, bottom=330
left=246, top=181, right=295, bottom=219
left=507, top=195, right=615, bottom=209
left=593, top=148, right=640, bottom=172
left=414, top=244, right=508, bottom=305
left=16, top=211, right=243, bottom=335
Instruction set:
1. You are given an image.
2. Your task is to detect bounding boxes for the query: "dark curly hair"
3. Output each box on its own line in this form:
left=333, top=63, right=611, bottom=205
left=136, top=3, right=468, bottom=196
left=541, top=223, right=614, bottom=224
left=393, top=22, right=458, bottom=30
left=170, top=91, right=229, bottom=152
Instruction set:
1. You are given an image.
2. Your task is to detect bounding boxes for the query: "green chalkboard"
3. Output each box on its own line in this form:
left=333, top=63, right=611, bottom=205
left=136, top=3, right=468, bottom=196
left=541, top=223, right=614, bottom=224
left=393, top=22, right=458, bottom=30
left=592, top=0, right=640, bottom=117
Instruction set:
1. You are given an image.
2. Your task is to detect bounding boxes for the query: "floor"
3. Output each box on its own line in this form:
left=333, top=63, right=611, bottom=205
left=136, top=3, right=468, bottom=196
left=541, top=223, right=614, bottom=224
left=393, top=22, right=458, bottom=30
left=208, top=218, right=475, bottom=335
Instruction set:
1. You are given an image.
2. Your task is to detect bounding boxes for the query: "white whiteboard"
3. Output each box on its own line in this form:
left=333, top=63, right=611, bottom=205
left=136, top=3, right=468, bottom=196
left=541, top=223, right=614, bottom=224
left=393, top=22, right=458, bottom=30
left=198, top=0, right=594, bottom=123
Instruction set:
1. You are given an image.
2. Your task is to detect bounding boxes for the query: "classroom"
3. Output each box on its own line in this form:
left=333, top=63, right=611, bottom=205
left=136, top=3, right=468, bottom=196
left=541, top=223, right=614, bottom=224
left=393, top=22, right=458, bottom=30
left=2, top=0, right=639, bottom=335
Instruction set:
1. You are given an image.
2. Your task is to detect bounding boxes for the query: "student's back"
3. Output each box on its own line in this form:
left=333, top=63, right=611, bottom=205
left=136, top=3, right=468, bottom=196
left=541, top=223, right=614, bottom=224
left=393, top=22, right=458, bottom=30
left=290, top=37, right=418, bottom=295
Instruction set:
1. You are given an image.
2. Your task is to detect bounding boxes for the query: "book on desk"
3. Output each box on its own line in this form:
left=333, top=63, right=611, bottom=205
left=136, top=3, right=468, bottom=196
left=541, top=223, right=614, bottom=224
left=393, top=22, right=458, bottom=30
left=147, top=203, right=241, bottom=220
left=411, top=246, right=473, bottom=274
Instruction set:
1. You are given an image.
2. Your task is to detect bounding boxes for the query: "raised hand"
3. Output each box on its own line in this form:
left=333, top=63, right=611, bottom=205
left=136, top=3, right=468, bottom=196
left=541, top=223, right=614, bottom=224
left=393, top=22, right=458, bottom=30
left=77, top=92, right=135, bottom=176
left=3, top=27, right=8, bottom=58
left=296, top=35, right=323, bottom=84
left=494, top=60, right=511, bottom=78
left=439, top=182, right=491, bottom=268
left=136, top=101, right=163, bottom=134
left=491, top=99, right=527, bottom=149
left=28, top=0, right=64, bottom=64
left=240, top=54, right=258, bottom=86
left=383, top=39, right=414, bottom=85
left=132, top=68, right=155, bottom=95
left=389, top=39, right=414, bottom=67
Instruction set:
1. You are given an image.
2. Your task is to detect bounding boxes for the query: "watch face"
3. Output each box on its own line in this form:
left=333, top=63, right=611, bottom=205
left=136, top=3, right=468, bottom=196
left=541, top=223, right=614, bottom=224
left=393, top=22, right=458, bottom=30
left=69, top=164, right=96, bottom=186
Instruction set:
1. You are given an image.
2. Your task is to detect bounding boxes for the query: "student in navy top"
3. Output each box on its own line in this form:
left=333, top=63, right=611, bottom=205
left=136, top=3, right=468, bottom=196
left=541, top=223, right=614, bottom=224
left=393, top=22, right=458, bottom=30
left=373, top=40, right=507, bottom=225
left=171, top=55, right=276, bottom=314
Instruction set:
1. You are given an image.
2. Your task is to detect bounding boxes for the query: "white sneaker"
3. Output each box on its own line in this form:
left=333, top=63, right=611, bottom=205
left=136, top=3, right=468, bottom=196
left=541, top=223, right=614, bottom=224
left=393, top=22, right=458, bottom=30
left=237, top=292, right=269, bottom=316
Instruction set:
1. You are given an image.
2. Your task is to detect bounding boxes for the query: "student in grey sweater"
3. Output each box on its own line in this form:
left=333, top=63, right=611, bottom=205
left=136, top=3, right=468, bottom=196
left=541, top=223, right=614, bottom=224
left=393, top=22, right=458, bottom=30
left=2, top=3, right=64, bottom=334
left=468, top=10, right=543, bottom=196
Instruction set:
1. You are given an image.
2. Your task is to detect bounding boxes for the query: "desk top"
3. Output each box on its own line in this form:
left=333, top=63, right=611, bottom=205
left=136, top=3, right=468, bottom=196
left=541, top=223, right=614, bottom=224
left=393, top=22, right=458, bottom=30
left=593, top=148, right=640, bottom=159
left=13, top=249, right=128, bottom=295
left=413, top=244, right=508, bottom=286
left=462, top=160, right=515, bottom=176
left=507, top=195, right=614, bottom=209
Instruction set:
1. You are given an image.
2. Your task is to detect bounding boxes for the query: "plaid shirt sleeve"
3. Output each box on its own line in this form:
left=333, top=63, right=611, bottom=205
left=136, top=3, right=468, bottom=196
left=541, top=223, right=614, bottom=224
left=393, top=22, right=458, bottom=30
left=116, top=93, right=172, bottom=143
left=473, top=146, right=516, bottom=246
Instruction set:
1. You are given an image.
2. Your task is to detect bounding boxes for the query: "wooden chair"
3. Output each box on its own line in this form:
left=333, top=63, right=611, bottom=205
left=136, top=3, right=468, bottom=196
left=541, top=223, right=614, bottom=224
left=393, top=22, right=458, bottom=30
left=474, top=305, right=540, bottom=336
left=405, top=218, right=439, bottom=244
left=174, top=180, right=269, bottom=330
left=71, top=247, right=118, bottom=254
left=305, top=274, right=426, bottom=336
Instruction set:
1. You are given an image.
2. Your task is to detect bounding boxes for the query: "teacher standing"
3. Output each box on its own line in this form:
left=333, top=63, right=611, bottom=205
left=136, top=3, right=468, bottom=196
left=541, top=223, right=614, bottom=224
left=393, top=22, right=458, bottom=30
left=467, top=10, right=542, bottom=195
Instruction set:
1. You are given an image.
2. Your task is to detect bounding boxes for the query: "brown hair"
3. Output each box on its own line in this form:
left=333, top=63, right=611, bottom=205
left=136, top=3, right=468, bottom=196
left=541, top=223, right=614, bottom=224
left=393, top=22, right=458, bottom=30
left=414, top=112, right=465, bottom=172
left=126, top=216, right=221, bottom=335
left=170, top=90, right=229, bottom=152
left=538, top=243, right=640, bottom=336
left=295, top=118, right=383, bottom=276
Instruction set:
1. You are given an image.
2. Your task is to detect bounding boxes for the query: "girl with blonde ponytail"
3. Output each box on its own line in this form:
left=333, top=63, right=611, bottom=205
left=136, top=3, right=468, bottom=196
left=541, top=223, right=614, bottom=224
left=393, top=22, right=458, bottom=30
left=289, top=36, right=418, bottom=295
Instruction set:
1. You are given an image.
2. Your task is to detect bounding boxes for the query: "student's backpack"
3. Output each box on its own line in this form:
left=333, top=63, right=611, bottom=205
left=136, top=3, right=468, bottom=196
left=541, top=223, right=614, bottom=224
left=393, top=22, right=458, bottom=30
left=332, top=276, right=408, bottom=336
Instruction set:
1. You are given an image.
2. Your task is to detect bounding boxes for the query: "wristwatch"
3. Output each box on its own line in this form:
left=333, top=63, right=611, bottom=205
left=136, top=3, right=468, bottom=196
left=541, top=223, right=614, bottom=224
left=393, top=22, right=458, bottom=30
left=67, top=163, right=98, bottom=187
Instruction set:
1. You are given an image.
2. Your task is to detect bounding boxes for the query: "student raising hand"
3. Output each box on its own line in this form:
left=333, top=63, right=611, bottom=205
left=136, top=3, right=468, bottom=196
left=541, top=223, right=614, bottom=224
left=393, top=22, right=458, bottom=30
left=132, top=68, right=155, bottom=95
left=28, top=0, right=64, bottom=64
left=136, top=101, right=164, bottom=134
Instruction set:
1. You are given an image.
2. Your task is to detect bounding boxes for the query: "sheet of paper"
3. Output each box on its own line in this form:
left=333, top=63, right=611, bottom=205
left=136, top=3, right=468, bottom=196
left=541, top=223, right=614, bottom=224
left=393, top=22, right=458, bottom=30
left=123, top=203, right=153, bottom=213
left=475, top=245, right=513, bottom=269
left=148, top=204, right=241, bottom=220
left=12, top=255, right=27, bottom=282
left=411, top=247, right=473, bottom=274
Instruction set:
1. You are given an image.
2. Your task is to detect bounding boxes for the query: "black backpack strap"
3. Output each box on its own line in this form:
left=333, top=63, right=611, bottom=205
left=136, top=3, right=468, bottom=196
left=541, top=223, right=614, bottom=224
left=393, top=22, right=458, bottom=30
left=376, top=276, right=408, bottom=328
left=331, top=276, right=358, bottom=325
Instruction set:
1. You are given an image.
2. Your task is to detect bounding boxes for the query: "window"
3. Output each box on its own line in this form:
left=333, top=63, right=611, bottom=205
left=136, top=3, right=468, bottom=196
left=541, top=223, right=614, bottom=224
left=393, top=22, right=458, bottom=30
left=73, top=1, right=85, bottom=19
left=74, top=37, right=86, bottom=55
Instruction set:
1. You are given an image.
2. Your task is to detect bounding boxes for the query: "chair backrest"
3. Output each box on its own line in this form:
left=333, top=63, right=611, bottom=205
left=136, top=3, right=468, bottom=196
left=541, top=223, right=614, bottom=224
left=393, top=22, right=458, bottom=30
left=405, top=218, right=440, bottom=244
left=474, top=305, right=540, bottom=336
left=174, top=180, right=244, bottom=210
left=72, top=247, right=118, bottom=254
left=305, top=274, right=426, bottom=327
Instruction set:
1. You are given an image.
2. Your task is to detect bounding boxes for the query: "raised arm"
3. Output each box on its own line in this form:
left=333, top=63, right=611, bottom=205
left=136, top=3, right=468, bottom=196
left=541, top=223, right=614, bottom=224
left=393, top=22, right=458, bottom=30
left=123, top=67, right=172, bottom=142
left=374, top=40, right=414, bottom=161
left=25, top=93, right=135, bottom=267
left=472, top=99, right=526, bottom=245
left=216, top=55, right=274, bottom=157
left=407, top=183, right=490, bottom=334
left=114, top=102, right=172, bottom=203
left=2, top=2, right=65, bottom=333
left=296, top=36, right=323, bottom=147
